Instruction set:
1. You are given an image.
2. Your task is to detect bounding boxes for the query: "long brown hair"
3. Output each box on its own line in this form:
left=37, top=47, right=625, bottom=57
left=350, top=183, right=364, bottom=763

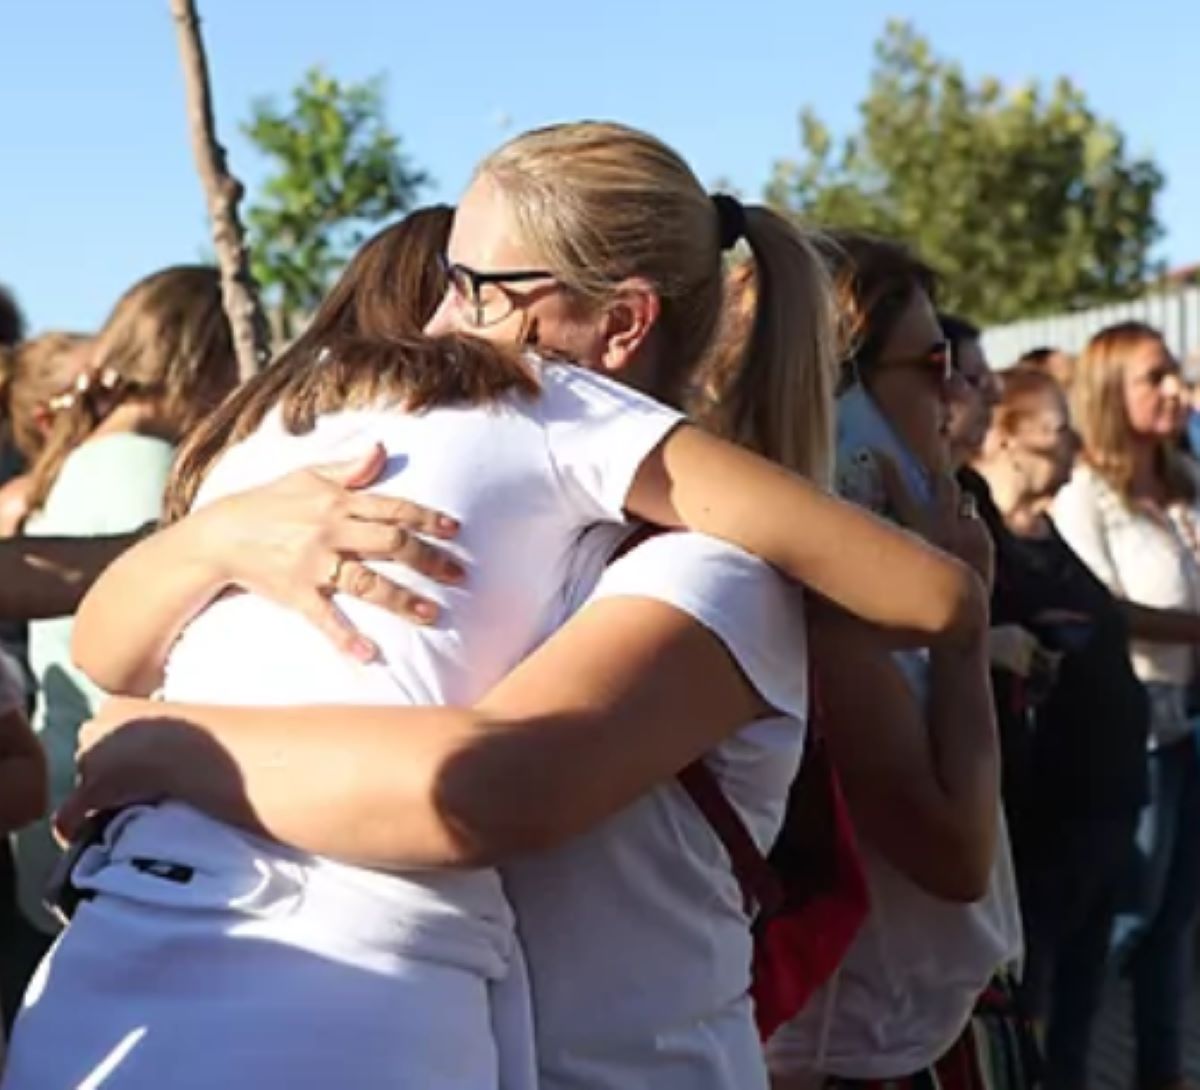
left=824, top=230, right=939, bottom=387
left=162, top=206, right=539, bottom=521
left=480, top=122, right=839, bottom=486
left=1072, top=320, right=1193, bottom=504
left=26, top=266, right=238, bottom=513
left=0, top=332, right=90, bottom=462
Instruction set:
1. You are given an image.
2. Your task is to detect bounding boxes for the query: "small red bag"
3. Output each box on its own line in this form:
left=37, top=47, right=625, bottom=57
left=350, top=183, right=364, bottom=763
left=677, top=680, right=870, bottom=1040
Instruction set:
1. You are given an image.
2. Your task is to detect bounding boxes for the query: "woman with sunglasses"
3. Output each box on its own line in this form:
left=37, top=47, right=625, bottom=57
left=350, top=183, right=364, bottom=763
left=5, top=125, right=982, bottom=1090
left=1052, top=322, right=1200, bottom=1090
left=768, top=233, right=1024, bottom=1090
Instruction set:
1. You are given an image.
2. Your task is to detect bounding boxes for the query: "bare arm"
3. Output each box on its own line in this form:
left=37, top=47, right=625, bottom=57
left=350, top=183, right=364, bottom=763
left=63, top=596, right=767, bottom=867
left=73, top=445, right=465, bottom=697
left=812, top=604, right=998, bottom=903
left=627, top=426, right=986, bottom=646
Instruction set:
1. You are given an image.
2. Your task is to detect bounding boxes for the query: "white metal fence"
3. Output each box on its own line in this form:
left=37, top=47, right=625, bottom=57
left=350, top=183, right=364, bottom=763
left=981, top=286, right=1200, bottom=372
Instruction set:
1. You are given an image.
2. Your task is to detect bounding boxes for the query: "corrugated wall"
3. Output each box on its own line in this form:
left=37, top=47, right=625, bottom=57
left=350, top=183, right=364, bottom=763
left=981, top=286, right=1200, bottom=372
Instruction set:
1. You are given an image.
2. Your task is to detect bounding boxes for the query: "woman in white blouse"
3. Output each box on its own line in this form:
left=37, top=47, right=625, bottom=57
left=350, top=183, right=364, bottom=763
left=1052, top=321, right=1200, bottom=1090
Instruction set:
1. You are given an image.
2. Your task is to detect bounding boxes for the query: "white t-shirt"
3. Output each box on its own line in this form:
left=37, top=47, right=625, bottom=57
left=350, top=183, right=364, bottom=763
left=765, top=641, right=1023, bottom=1080
left=505, top=529, right=808, bottom=1090
left=1052, top=463, right=1200, bottom=695
left=58, top=362, right=681, bottom=1089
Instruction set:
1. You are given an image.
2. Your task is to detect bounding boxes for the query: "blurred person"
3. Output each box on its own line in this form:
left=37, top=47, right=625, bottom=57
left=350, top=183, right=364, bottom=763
left=942, top=313, right=1001, bottom=466
left=1017, top=346, right=1076, bottom=391
left=768, top=233, right=1023, bottom=1090
left=8, top=267, right=239, bottom=978
left=1053, top=321, right=1200, bottom=1090
left=0, top=333, right=92, bottom=537
left=970, top=366, right=1147, bottom=1090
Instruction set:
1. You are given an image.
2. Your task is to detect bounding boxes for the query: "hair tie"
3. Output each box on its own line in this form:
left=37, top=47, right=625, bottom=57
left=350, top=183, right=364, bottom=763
left=711, top=194, right=747, bottom=251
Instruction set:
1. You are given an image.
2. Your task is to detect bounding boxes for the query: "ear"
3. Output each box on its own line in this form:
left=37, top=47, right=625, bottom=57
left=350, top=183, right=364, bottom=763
left=596, top=278, right=661, bottom=375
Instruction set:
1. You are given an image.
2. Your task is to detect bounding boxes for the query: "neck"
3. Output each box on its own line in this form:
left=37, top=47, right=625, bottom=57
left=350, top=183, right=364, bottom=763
left=1127, top=438, right=1161, bottom=498
left=973, top=458, right=1051, bottom=538
left=89, top=399, right=172, bottom=443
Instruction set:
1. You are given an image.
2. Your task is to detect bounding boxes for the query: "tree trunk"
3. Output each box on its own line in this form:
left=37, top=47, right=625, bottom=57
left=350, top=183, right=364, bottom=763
left=170, top=0, right=269, bottom=380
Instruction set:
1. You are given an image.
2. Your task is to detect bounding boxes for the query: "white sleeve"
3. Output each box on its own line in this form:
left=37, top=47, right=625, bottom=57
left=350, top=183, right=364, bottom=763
left=1050, top=470, right=1124, bottom=595
left=535, top=363, right=684, bottom=522
left=588, top=532, right=808, bottom=722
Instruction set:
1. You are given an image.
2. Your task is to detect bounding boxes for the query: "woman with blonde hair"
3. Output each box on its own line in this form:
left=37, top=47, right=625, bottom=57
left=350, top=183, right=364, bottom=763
left=10, top=266, right=238, bottom=950
left=10, top=123, right=982, bottom=1090
left=1052, top=321, right=1200, bottom=1090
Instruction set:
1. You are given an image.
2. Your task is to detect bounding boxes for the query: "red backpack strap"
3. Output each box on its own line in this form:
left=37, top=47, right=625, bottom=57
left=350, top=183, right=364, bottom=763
left=677, top=760, right=784, bottom=918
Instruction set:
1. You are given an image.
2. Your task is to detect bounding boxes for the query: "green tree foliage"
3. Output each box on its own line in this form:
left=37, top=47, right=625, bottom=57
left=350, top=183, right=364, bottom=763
left=243, top=67, right=427, bottom=337
left=766, top=22, right=1165, bottom=325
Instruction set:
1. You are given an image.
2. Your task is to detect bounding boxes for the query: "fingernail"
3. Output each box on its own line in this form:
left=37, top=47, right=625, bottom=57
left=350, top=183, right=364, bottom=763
left=352, top=638, right=379, bottom=663
left=414, top=601, right=439, bottom=624
left=436, top=515, right=460, bottom=536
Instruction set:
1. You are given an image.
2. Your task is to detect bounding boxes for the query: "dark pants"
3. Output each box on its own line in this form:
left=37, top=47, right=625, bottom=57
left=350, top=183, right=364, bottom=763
left=1112, top=735, right=1200, bottom=1090
left=1018, top=812, right=1137, bottom=1090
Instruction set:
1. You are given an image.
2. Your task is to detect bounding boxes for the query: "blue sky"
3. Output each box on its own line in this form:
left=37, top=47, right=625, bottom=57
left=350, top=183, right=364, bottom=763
left=2, top=0, right=1195, bottom=333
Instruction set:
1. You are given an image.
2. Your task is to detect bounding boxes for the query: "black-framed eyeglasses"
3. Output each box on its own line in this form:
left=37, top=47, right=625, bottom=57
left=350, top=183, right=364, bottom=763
left=439, top=256, right=559, bottom=329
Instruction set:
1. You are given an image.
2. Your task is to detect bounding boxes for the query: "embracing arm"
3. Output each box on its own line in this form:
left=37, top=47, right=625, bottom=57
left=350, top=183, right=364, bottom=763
left=811, top=602, right=999, bottom=902
left=627, top=426, right=985, bottom=646
left=72, top=446, right=465, bottom=697
left=64, top=596, right=767, bottom=867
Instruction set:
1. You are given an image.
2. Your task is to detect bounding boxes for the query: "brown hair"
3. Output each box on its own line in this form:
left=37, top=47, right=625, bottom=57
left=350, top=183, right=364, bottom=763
left=27, top=266, right=238, bottom=513
left=162, top=206, right=538, bottom=521
left=1072, top=320, right=1193, bottom=503
left=824, top=230, right=938, bottom=386
left=0, top=332, right=90, bottom=462
left=479, top=122, right=839, bottom=485
left=991, top=364, right=1063, bottom=436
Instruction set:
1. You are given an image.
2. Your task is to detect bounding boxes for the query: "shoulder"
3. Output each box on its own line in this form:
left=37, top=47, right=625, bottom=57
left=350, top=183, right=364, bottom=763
left=40, top=434, right=173, bottom=532
left=593, top=532, right=808, bottom=721
left=531, top=359, right=682, bottom=424
left=51, top=434, right=173, bottom=501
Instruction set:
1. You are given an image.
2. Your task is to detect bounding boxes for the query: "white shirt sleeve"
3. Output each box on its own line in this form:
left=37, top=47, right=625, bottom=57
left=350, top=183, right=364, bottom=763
left=534, top=363, right=684, bottom=522
left=1050, top=468, right=1124, bottom=595
left=588, top=532, right=808, bottom=722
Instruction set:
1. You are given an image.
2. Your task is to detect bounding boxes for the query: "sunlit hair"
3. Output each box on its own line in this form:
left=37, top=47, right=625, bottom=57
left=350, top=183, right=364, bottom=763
left=991, top=364, right=1063, bottom=436
left=824, top=230, right=938, bottom=387
left=0, top=331, right=90, bottom=462
left=1072, top=320, right=1193, bottom=504
left=162, top=206, right=538, bottom=522
left=27, top=266, right=238, bottom=513
left=480, top=121, right=838, bottom=486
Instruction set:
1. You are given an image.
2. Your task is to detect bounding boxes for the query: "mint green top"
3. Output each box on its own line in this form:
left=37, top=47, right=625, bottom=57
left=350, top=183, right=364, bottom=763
left=16, top=432, right=175, bottom=931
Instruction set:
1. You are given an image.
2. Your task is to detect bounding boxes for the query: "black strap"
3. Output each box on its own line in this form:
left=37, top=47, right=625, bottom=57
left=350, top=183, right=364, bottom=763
left=677, top=760, right=784, bottom=918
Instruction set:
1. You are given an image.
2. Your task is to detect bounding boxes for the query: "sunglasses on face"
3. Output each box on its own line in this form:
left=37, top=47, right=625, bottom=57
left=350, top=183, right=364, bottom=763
left=872, top=339, right=954, bottom=384
left=439, top=256, right=558, bottom=329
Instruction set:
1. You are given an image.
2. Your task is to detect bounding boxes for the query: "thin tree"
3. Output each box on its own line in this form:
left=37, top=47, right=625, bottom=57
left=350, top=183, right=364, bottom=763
left=170, top=0, right=269, bottom=378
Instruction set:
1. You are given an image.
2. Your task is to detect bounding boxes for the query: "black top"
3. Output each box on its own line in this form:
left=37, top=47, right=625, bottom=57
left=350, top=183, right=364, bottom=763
left=958, top=469, right=1148, bottom=828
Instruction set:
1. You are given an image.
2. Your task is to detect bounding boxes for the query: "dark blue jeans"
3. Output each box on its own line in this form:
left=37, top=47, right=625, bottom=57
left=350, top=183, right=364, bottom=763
left=1112, top=734, right=1200, bottom=1090
left=1020, top=813, right=1136, bottom=1090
